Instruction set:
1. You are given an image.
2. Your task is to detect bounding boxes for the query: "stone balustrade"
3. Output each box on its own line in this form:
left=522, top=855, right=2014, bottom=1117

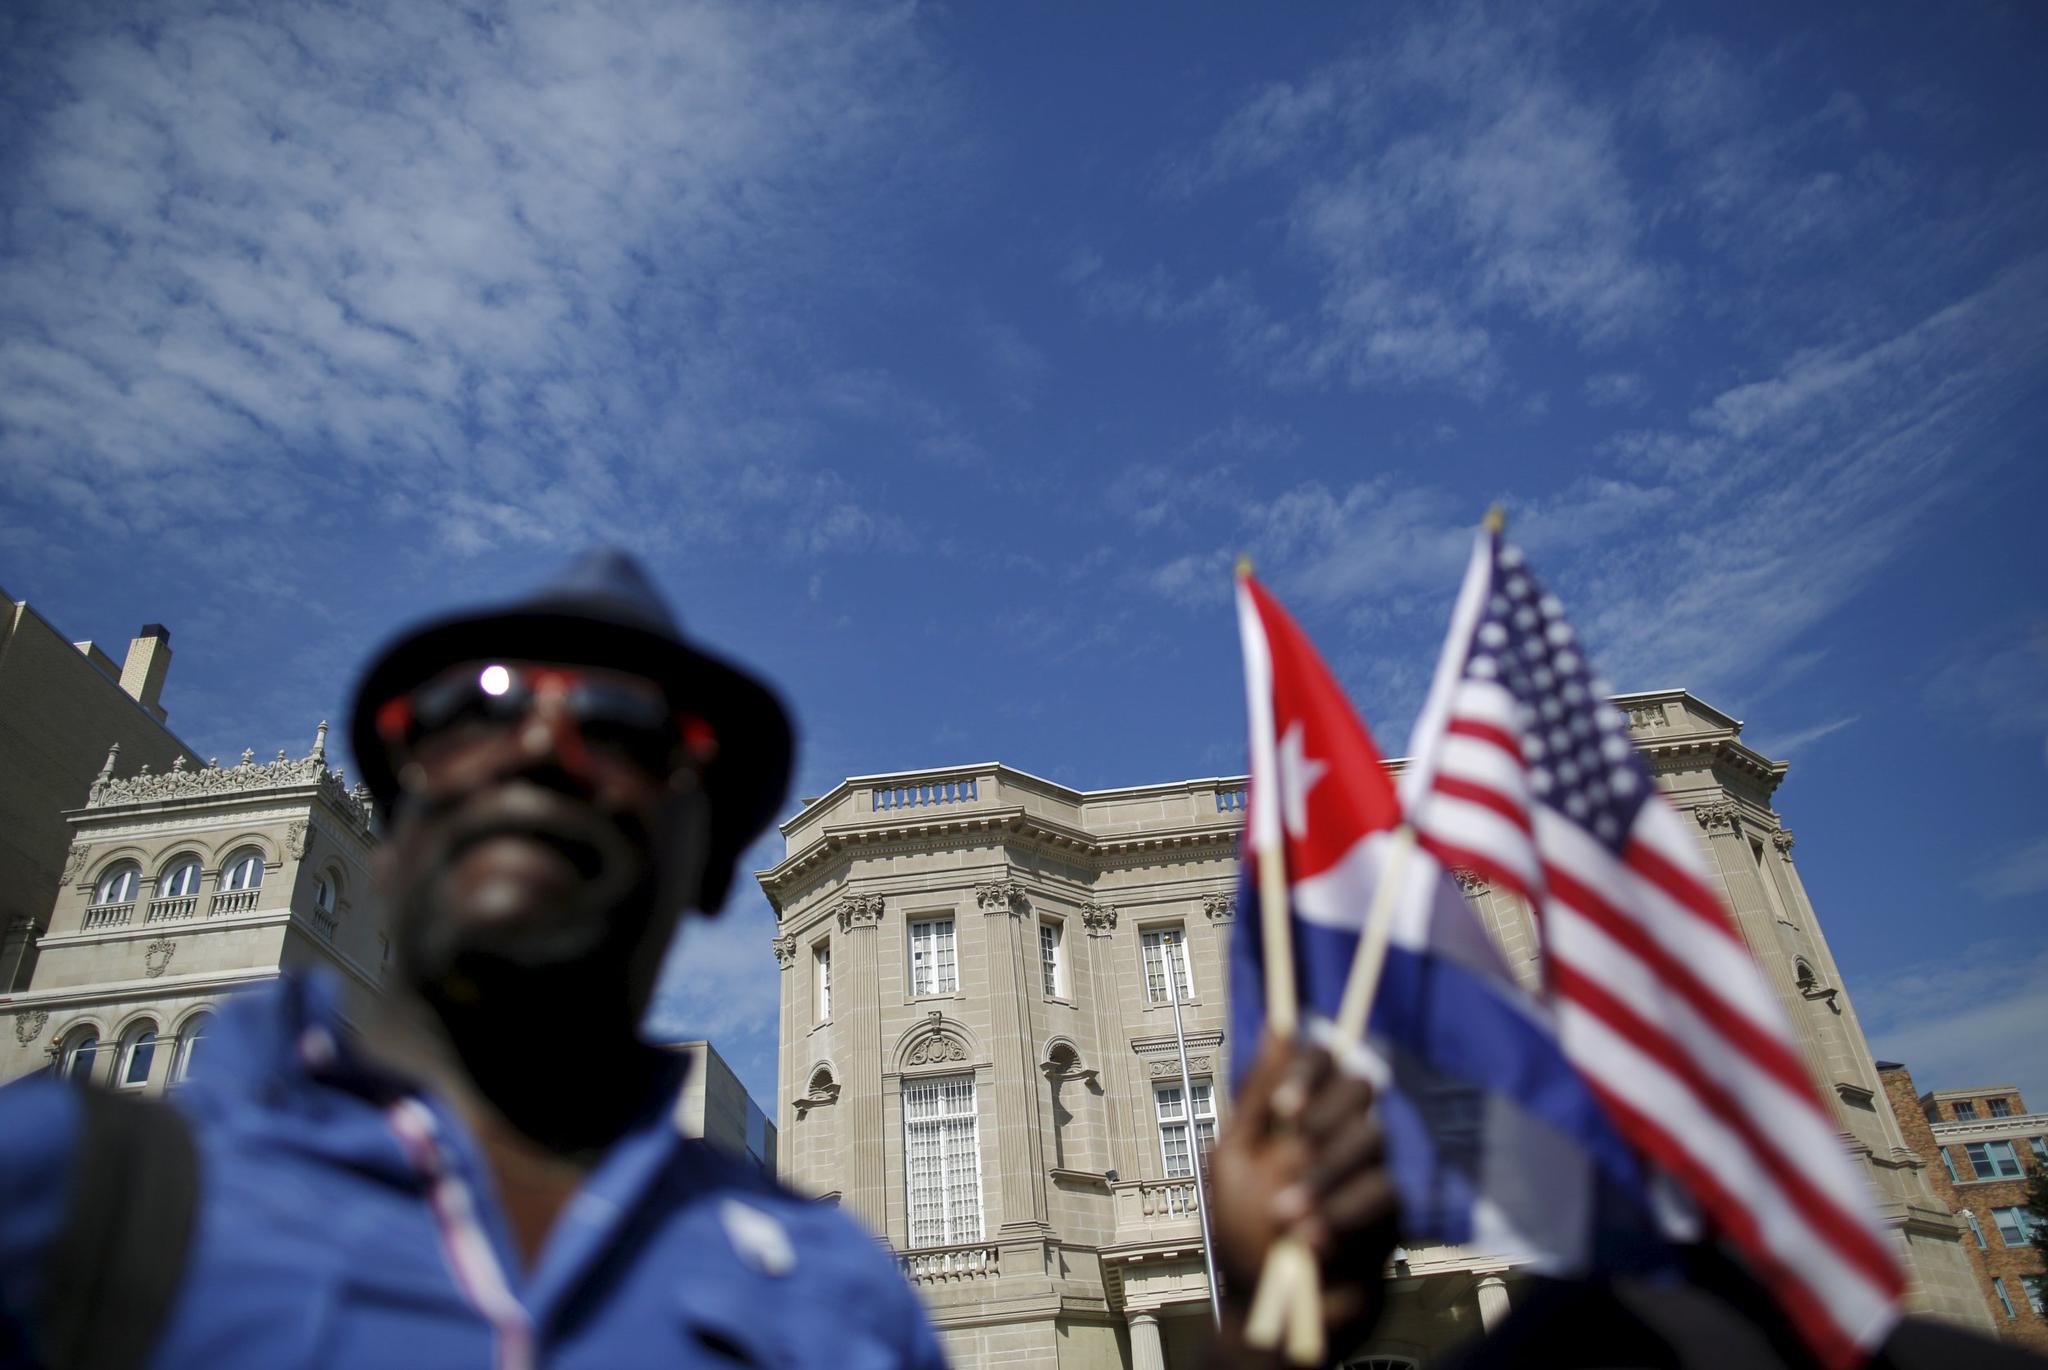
left=899, top=1241, right=1001, bottom=1285
left=209, top=888, right=260, bottom=917
left=871, top=777, right=979, bottom=811
left=1112, top=1176, right=1203, bottom=1241
left=146, top=895, right=199, bottom=923
left=82, top=902, right=135, bottom=930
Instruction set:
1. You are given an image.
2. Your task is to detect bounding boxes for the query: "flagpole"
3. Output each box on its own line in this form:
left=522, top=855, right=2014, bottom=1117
left=1162, top=935, right=1224, bottom=1330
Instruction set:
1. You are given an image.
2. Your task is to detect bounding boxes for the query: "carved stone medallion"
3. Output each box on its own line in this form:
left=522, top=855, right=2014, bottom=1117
left=286, top=820, right=310, bottom=859
left=144, top=938, right=176, bottom=978
left=1201, top=893, right=1235, bottom=924
left=905, top=1032, right=968, bottom=1067
left=14, top=1010, right=48, bottom=1047
left=61, top=845, right=90, bottom=885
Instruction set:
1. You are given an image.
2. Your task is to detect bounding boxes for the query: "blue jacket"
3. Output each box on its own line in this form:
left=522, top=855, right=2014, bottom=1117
left=0, top=975, right=946, bottom=1369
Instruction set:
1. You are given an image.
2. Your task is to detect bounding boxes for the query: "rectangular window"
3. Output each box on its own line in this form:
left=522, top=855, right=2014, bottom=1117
left=1141, top=926, right=1193, bottom=1005
left=1038, top=919, right=1064, bottom=999
left=903, top=1074, right=982, bottom=1247
left=1990, top=1098, right=2013, bottom=1117
left=1941, top=1148, right=1960, bottom=1184
left=1967, top=1140, right=2025, bottom=1179
left=1993, top=1206, right=2037, bottom=1247
left=1995, top=1277, right=2016, bottom=1319
left=909, top=918, right=957, bottom=997
left=1155, top=1080, right=1218, bottom=1179
left=2023, top=1275, right=2046, bottom=1317
left=1954, top=1101, right=1978, bottom=1120
left=813, top=943, right=831, bottom=1023
left=1963, top=1209, right=1987, bottom=1249
left=2032, top=1137, right=2048, bottom=1165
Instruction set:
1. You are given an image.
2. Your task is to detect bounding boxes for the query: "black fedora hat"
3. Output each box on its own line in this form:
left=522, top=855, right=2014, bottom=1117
left=348, top=549, right=794, bottom=913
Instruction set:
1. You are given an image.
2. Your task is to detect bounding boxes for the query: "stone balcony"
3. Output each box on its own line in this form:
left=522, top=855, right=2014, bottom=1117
left=1111, top=1176, right=1203, bottom=1245
left=898, top=1239, right=1003, bottom=1288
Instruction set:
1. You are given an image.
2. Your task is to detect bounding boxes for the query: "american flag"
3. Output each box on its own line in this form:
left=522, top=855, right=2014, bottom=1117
left=1401, top=526, right=1904, bottom=1368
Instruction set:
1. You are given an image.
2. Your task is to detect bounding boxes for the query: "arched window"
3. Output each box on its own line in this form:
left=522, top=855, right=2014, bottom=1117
left=93, top=864, right=139, bottom=906
left=174, top=1012, right=213, bottom=1084
left=220, top=849, right=265, bottom=892
left=314, top=873, right=336, bottom=914
left=61, top=1028, right=100, bottom=1082
left=159, top=858, right=203, bottom=899
left=1794, top=960, right=1819, bottom=992
left=117, top=1021, right=158, bottom=1089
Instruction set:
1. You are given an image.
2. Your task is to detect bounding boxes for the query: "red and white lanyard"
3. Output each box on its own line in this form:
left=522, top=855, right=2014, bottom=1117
left=385, top=1097, right=538, bottom=1370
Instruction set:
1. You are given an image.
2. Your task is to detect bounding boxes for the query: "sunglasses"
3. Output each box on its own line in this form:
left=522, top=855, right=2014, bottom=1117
left=374, top=661, right=717, bottom=783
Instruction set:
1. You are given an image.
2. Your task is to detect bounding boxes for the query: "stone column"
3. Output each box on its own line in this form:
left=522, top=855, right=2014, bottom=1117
left=1475, top=1274, right=1511, bottom=1332
left=836, top=894, right=887, bottom=1236
left=977, top=880, right=1050, bottom=1233
left=1127, top=1310, right=1165, bottom=1370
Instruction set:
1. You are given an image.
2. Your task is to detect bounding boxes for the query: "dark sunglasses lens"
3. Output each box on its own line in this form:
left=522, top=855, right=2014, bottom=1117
left=410, top=672, right=522, bottom=742
left=568, top=681, right=676, bottom=773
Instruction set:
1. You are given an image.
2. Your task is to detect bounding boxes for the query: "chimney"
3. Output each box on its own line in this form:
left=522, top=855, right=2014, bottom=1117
left=119, top=624, right=172, bottom=722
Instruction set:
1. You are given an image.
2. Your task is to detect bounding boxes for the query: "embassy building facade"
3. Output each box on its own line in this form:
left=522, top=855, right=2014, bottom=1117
left=760, top=688, right=1992, bottom=1369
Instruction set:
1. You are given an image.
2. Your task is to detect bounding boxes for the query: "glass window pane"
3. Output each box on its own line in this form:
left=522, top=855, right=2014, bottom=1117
left=1955, top=1102, right=1978, bottom=1120
left=123, top=1030, right=156, bottom=1086
left=66, top=1036, right=98, bottom=1080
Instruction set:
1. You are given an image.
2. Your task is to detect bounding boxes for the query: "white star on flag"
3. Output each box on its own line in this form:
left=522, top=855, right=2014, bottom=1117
left=1277, top=721, right=1327, bottom=840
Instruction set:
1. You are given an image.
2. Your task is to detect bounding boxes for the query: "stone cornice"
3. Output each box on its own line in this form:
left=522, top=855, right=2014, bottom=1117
left=1931, top=1114, right=2048, bottom=1143
left=75, top=727, right=374, bottom=836
left=757, top=806, right=1239, bottom=901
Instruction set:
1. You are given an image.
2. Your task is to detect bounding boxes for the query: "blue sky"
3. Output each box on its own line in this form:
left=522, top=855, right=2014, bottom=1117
left=3, top=2, right=2044, bottom=1112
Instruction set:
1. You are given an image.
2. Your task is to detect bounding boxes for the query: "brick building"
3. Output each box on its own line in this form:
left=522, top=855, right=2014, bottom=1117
left=1879, top=1064, right=2048, bottom=1348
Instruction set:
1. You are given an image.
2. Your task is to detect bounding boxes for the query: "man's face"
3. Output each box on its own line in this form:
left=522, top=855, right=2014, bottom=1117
left=371, top=660, right=712, bottom=1020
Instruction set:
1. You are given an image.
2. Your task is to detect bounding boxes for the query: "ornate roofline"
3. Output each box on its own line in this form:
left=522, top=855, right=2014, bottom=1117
left=74, top=723, right=374, bottom=832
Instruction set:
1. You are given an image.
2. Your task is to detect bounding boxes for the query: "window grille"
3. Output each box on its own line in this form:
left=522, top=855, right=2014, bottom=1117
left=1990, top=1098, right=2013, bottom=1117
left=1955, top=1101, right=1978, bottom=1120
left=1142, top=926, right=1192, bottom=1004
left=904, top=1074, right=982, bottom=1246
left=910, top=918, right=957, bottom=996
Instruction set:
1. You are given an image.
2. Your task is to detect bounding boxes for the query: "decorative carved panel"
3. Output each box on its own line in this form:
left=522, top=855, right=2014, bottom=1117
left=1691, top=801, right=1737, bottom=830
left=1080, top=903, right=1118, bottom=936
left=1201, top=893, right=1235, bottom=924
left=975, top=881, right=1023, bottom=915
left=1772, top=828, right=1796, bottom=853
left=286, top=821, right=310, bottom=859
left=836, top=894, right=885, bottom=933
left=14, top=1010, right=48, bottom=1047
left=904, top=1032, right=969, bottom=1068
left=771, top=933, right=798, bottom=968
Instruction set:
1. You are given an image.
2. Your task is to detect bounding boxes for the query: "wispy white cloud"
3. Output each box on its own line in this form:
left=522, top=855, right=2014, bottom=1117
left=0, top=0, right=940, bottom=572
left=1861, top=939, right=2048, bottom=1107
left=1974, top=837, right=2048, bottom=902
left=1752, top=715, right=1860, bottom=757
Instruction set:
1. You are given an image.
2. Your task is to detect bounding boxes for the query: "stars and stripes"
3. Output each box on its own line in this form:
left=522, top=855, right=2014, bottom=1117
left=1403, top=527, right=1904, bottom=1369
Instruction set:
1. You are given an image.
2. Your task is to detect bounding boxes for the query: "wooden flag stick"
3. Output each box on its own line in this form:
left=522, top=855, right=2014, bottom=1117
left=1236, top=555, right=1323, bottom=1364
left=1333, top=824, right=1417, bottom=1042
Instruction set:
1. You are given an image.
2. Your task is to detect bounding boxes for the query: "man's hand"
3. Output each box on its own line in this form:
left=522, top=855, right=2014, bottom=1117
left=1206, top=1032, right=1399, bottom=1365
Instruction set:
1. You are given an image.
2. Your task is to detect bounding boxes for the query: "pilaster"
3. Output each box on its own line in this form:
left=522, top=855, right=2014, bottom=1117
left=836, top=893, right=887, bottom=1235
left=976, top=879, right=1051, bottom=1234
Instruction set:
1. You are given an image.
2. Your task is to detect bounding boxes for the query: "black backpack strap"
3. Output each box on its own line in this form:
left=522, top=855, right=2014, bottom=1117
left=35, top=1087, right=201, bottom=1370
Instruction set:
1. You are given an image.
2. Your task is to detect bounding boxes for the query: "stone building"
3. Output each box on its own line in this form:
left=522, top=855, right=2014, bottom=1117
left=0, top=726, right=383, bottom=1090
left=0, top=588, right=201, bottom=991
left=1879, top=1065, right=2048, bottom=1347
left=760, top=688, right=1989, bottom=1369
left=667, top=1038, right=781, bottom=1175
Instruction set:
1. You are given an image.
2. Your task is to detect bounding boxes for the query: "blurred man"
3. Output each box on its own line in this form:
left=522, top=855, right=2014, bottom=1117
left=1, top=551, right=946, bottom=1369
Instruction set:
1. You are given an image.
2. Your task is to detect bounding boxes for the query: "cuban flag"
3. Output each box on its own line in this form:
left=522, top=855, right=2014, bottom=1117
left=1228, top=571, right=1664, bottom=1272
